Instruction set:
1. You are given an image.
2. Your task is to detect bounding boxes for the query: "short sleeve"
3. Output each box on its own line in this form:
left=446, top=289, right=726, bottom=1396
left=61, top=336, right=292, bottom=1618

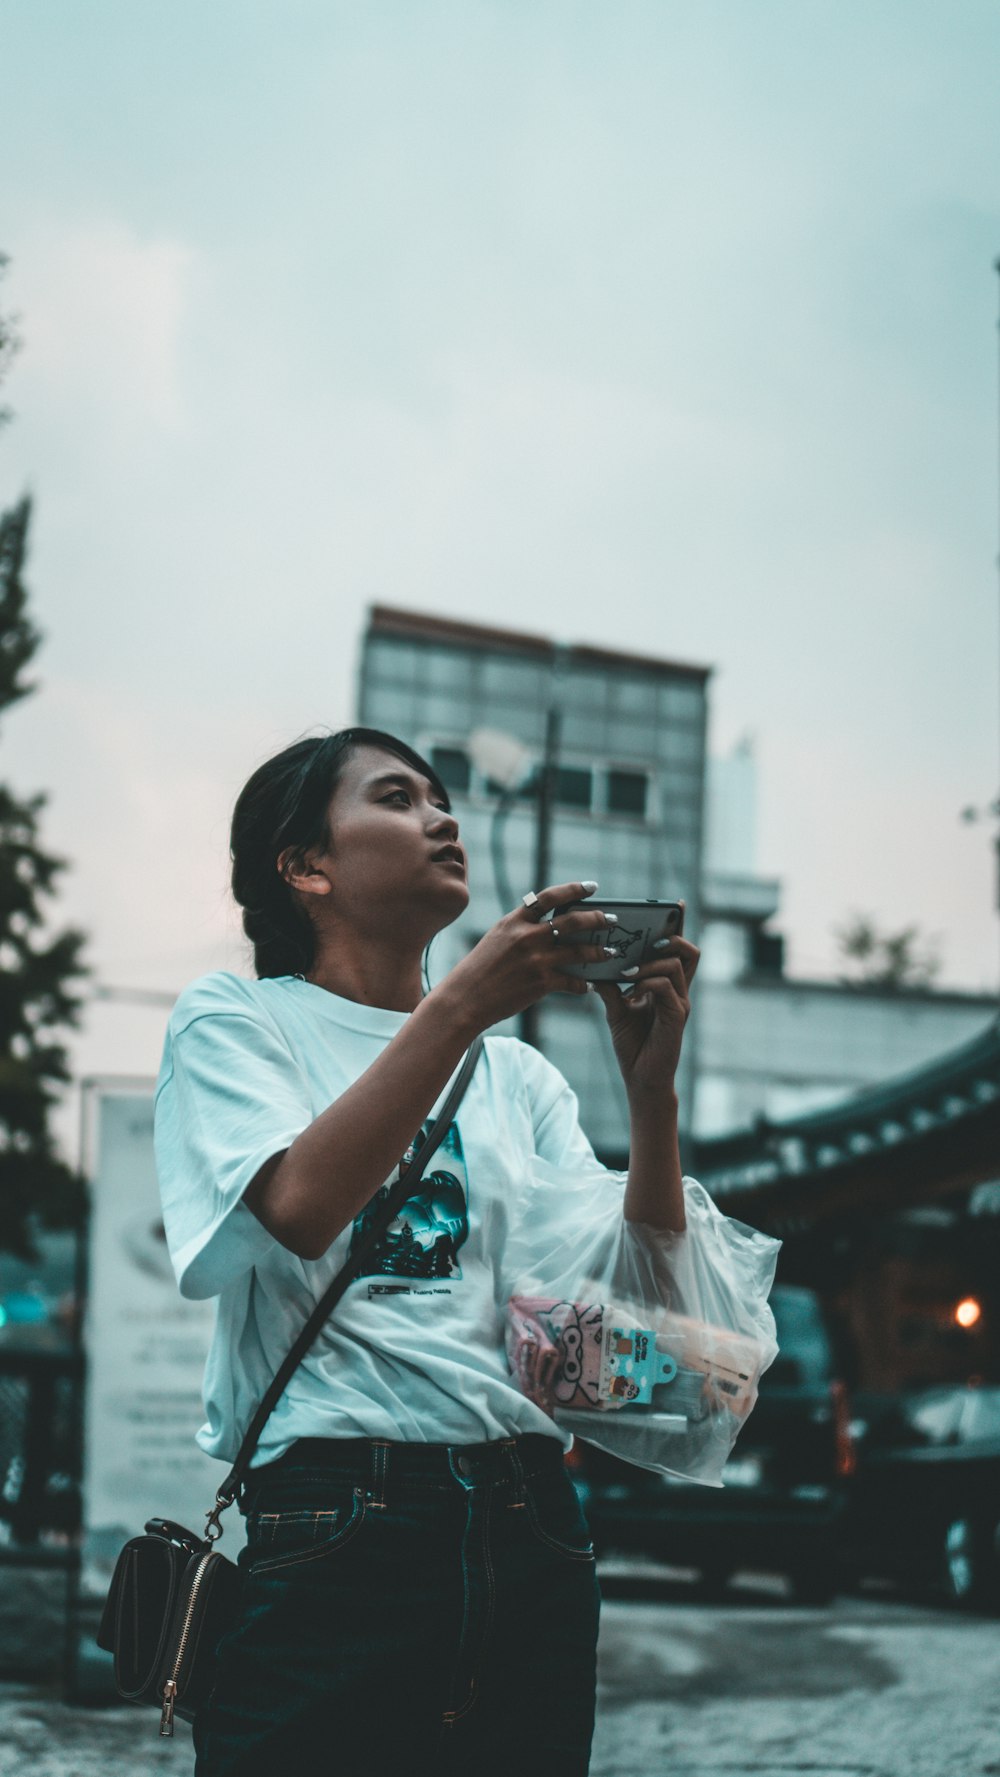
left=154, top=981, right=314, bottom=1300
left=517, top=1043, right=602, bottom=1172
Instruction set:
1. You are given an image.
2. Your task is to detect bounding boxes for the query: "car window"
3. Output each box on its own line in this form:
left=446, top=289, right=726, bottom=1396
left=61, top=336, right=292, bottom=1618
left=959, top=1389, right=1000, bottom=1444
left=904, top=1392, right=965, bottom=1445
left=768, top=1288, right=834, bottom=1387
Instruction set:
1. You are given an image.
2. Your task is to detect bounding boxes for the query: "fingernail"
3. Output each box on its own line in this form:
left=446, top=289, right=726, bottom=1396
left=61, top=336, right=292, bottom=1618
left=653, top=937, right=671, bottom=950
left=621, top=965, right=640, bottom=977
left=585, top=981, right=595, bottom=993
left=581, top=880, right=598, bottom=893
left=603, top=913, right=618, bottom=924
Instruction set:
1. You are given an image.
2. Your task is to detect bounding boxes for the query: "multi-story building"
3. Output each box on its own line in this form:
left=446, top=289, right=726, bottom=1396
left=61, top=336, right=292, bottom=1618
left=358, top=604, right=998, bottom=1175
left=358, top=605, right=711, bottom=1154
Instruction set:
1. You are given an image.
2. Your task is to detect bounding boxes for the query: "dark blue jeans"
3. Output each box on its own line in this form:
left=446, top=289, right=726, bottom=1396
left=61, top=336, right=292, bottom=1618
left=195, top=1433, right=601, bottom=1777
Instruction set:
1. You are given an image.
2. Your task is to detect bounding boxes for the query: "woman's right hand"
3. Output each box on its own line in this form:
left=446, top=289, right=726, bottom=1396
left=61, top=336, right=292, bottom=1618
left=439, top=880, right=615, bottom=1034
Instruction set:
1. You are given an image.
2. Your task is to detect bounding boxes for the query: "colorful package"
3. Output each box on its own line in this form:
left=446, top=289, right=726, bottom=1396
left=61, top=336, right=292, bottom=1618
left=502, top=1164, right=780, bottom=1486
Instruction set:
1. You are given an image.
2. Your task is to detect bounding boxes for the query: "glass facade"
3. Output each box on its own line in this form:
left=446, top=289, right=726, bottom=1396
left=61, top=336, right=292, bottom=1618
left=429, top=744, right=471, bottom=794
left=607, top=768, right=648, bottom=817
left=359, top=620, right=709, bottom=1155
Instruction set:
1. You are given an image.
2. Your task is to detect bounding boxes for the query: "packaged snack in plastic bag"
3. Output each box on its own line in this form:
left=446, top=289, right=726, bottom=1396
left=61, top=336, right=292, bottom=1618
left=502, top=1157, right=780, bottom=1487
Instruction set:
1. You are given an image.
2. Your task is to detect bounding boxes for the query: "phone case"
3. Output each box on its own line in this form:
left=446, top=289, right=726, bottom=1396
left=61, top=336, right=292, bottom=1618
left=554, top=898, right=684, bottom=980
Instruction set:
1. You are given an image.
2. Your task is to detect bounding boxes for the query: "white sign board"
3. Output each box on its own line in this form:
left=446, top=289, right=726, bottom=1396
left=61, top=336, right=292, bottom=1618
left=82, top=1088, right=244, bottom=1593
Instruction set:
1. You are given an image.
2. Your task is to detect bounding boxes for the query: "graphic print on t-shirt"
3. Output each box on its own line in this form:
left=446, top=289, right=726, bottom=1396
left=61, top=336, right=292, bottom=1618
left=348, top=1119, right=469, bottom=1280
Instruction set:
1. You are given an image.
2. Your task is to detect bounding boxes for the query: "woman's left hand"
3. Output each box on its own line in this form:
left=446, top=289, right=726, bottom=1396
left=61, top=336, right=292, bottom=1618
left=593, top=924, right=700, bottom=1103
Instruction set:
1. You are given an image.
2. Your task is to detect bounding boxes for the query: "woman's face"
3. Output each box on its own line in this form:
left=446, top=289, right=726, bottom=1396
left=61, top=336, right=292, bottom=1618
left=310, top=744, right=470, bottom=933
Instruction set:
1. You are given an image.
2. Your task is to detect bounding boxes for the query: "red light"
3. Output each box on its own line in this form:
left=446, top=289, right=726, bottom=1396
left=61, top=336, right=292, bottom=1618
left=831, top=1379, right=856, bottom=1479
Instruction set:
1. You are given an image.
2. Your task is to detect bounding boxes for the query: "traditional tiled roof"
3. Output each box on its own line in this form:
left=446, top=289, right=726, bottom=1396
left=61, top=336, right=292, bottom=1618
left=693, top=1015, right=1000, bottom=1232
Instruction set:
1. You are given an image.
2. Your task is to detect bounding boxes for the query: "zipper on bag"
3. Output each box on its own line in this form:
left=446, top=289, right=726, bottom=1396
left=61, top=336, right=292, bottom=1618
left=159, top=1551, right=213, bottom=1737
left=159, top=1680, right=178, bottom=1737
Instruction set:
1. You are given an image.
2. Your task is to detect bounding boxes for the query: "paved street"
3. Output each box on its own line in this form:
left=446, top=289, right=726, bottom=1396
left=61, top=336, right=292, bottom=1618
left=590, top=1567, right=1000, bottom=1775
left=1, top=1570, right=998, bottom=1775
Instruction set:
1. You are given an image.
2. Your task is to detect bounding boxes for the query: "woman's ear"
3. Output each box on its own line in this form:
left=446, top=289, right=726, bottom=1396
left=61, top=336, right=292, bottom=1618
left=276, top=846, right=332, bottom=899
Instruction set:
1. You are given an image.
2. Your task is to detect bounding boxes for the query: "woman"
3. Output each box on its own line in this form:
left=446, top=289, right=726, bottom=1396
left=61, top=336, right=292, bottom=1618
left=154, top=725, right=701, bottom=1776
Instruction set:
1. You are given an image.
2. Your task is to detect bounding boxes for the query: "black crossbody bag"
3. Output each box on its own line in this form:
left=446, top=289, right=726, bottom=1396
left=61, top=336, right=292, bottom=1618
left=96, top=1036, right=483, bottom=1737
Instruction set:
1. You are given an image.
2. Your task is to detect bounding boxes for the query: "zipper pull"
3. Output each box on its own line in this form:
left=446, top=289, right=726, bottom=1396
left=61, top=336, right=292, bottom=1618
left=159, top=1680, right=177, bottom=1737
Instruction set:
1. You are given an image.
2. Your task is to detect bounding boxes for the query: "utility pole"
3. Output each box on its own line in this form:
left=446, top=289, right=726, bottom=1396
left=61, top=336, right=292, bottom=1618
left=967, top=263, right=1000, bottom=995
left=520, top=701, right=563, bottom=1051
left=995, top=256, right=1000, bottom=983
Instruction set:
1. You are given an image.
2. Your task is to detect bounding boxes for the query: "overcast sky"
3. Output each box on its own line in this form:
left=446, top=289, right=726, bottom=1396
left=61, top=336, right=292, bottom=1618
left=1, top=1, right=998, bottom=1119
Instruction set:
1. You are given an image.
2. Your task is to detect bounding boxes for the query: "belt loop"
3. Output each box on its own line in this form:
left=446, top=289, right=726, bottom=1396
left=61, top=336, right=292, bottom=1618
left=368, top=1440, right=390, bottom=1510
left=507, top=1438, right=527, bottom=1508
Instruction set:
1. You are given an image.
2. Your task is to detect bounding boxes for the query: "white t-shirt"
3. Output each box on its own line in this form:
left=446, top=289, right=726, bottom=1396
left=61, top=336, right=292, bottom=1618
left=153, top=971, right=613, bottom=1467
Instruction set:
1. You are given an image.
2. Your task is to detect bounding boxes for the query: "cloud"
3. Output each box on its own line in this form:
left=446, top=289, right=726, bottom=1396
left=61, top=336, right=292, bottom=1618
left=1, top=670, right=245, bottom=989
left=12, top=218, right=194, bottom=429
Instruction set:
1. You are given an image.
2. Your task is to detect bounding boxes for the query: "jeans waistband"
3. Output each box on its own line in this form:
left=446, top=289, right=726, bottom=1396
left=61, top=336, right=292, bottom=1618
left=248, top=1432, right=566, bottom=1497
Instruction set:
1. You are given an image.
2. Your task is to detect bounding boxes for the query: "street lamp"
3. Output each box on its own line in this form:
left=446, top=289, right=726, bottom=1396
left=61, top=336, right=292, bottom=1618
left=466, top=728, right=535, bottom=792
left=467, top=710, right=564, bottom=1050
left=467, top=727, right=535, bottom=915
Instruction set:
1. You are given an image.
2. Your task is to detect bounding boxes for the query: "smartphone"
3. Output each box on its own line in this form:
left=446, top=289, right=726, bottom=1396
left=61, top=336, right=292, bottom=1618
left=553, top=897, right=685, bottom=981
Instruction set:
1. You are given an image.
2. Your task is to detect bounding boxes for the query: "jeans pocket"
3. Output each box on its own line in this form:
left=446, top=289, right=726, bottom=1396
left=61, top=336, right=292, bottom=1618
left=523, top=1470, right=596, bottom=1562
left=246, top=1486, right=367, bottom=1575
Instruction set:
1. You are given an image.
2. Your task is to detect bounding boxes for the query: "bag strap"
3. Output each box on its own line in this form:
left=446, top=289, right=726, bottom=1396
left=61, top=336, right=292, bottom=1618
left=206, top=1034, right=484, bottom=1538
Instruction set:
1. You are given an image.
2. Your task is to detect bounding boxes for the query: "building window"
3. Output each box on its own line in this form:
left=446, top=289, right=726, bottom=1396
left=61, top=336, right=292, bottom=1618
left=429, top=745, right=471, bottom=794
left=607, top=769, right=648, bottom=818
left=484, top=762, right=593, bottom=807
left=554, top=766, right=593, bottom=809
left=750, top=927, right=785, bottom=977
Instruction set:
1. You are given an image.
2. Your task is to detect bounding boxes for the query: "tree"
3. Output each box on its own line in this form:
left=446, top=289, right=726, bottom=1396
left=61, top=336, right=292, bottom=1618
left=834, top=912, right=942, bottom=992
left=0, top=261, right=88, bottom=1256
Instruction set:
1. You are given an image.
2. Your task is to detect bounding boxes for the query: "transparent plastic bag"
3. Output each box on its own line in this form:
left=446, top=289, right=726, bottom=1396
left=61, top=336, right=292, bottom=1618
left=503, top=1158, right=780, bottom=1486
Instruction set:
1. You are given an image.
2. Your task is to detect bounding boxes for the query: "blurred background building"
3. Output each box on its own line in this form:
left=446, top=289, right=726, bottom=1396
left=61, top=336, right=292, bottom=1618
left=359, top=603, right=712, bottom=1151
left=358, top=604, right=997, bottom=1162
left=357, top=605, right=1000, bottom=1400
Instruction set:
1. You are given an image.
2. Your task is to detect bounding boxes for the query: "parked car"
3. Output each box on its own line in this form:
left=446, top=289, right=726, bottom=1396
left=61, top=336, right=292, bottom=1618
left=570, top=1284, right=855, bottom=1602
left=842, top=1383, right=1000, bottom=1610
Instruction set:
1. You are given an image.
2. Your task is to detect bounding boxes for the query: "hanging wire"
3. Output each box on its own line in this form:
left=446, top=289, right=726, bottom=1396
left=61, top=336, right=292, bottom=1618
left=489, top=782, right=522, bottom=912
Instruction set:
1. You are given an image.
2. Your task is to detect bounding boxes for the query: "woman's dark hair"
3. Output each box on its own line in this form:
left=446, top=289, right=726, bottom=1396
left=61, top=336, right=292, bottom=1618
left=230, top=728, right=450, bottom=979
